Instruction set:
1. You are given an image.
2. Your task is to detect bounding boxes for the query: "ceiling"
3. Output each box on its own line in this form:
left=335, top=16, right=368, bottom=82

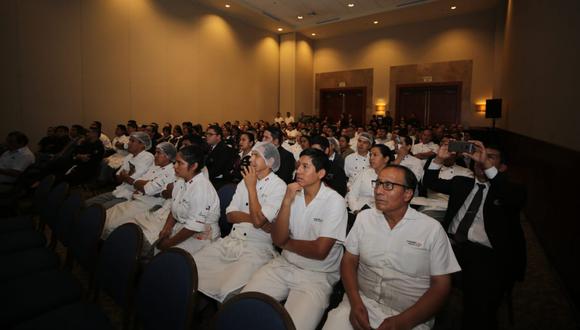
left=198, top=0, right=499, bottom=39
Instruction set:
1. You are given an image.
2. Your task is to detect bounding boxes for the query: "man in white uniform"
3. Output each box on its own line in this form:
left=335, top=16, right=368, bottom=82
left=411, top=129, right=439, bottom=166
left=86, top=131, right=154, bottom=209
left=102, top=142, right=176, bottom=238
left=323, top=165, right=460, bottom=330
left=194, top=142, right=286, bottom=303
left=243, top=148, right=348, bottom=330
left=393, top=136, right=424, bottom=183
left=344, top=132, right=373, bottom=187
left=0, top=131, right=35, bottom=194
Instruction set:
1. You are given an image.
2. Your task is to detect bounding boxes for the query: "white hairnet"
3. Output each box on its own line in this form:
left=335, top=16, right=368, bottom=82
left=130, top=131, right=152, bottom=150
left=252, top=141, right=281, bottom=172
left=156, top=142, right=177, bottom=161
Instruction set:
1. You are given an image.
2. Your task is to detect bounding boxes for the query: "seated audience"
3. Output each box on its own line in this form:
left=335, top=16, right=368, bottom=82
left=62, top=126, right=105, bottom=186
left=323, top=165, right=460, bottom=330
left=393, top=135, right=424, bottom=183
left=423, top=140, right=526, bottom=330
left=194, top=142, right=286, bottom=302
left=262, top=126, right=295, bottom=184
left=242, top=148, right=347, bottom=330
left=0, top=131, right=35, bottom=194
left=412, top=129, right=439, bottom=166
left=102, top=142, right=176, bottom=238
left=155, top=145, right=220, bottom=255
left=344, top=132, right=373, bottom=187
left=86, top=131, right=154, bottom=209
left=346, top=144, right=393, bottom=215
left=205, top=124, right=236, bottom=190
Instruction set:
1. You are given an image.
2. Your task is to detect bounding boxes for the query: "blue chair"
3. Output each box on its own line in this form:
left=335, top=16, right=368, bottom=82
left=0, top=193, right=82, bottom=282
left=12, top=223, right=144, bottom=330
left=0, top=205, right=105, bottom=327
left=0, top=182, right=69, bottom=254
left=213, top=291, right=296, bottom=330
left=217, top=183, right=236, bottom=237
left=0, top=175, right=55, bottom=233
left=134, top=248, right=198, bottom=330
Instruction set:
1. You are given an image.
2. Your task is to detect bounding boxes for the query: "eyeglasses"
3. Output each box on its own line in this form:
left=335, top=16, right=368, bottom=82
left=371, top=180, right=410, bottom=191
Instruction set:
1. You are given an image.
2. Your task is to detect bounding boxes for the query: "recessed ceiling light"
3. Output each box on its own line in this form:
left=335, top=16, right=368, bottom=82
left=311, top=33, right=317, bottom=36
left=348, top=3, right=355, bottom=8
left=297, top=15, right=304, bottom=20
left=451, top=5, right=457, bottom=10
left=225, top=4, right=230, bottom=8
left=277, top=28, right=283, bottom=32
left=373, top=20, right=379, bottom=24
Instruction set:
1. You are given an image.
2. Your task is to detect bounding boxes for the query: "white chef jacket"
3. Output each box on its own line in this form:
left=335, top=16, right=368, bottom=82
left=112, top=150, right=154, bottom=199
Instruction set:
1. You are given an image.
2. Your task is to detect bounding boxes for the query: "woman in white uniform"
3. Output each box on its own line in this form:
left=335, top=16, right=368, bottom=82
left=156, top=145, right=220, bottom=255
left=346, top=144, right=393, bottom=214
left=193, top=142, right=286, bottom=303
left=102, top=142, right=176, bottom=238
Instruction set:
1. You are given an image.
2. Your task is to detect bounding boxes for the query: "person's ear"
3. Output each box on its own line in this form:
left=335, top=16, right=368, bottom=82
left=317, top=168, right=327, bottom=180
left=403, top=188, right=414, bottom=203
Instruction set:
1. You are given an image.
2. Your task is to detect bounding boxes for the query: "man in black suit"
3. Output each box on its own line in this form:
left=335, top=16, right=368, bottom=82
left=262, top=127, right=295, bottom=184
left=310, top=135, right=347, bottom=197
left=205, top=124, right=236, bottom=190
left=423, top=140, right=526, bottom=330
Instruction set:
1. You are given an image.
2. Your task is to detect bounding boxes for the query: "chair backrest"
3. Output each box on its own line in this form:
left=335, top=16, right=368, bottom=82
left=53, top=193, right=83, bottom=247
left=135, top=248, right=197, bottom=330
left=32, top=175, right=55, bottom=213
left=217, top=183, right=236, bottom=237
left=40, top=182, right=69, bottom=229
left=69, top=205, right=105, bottom=273
left=96, top=223, right=143, bottom=310
left=214, top=292, right=295, bottom=330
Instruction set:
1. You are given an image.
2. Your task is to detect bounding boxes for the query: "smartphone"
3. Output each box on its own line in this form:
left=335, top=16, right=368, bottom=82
left=448, top=141, right=475, bottom=153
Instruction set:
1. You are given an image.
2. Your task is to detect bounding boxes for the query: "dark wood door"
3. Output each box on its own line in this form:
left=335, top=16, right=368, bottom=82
left=397, top=86, right=428, bottom=128
left=320, top=88, right=366, bottom=125
left=396, top=83, right=461, bottom=127
left=428, top=85, right=460, bottom=125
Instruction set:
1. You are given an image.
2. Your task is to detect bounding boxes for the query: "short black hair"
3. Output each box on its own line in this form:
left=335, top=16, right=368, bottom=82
left=207, top=125, right=222, bottom=137
left=91, top=121, right=102, bottom=130
left=127, top=123, right=137, bottom=130
left=309, top=135, right=329, bottom=151
left=299, top=148, right=329, bottom=174
left=8, top=131, right=29, bottom=146
left=385, top=164, right=417, bottom=191
left=371, top=144, right=394, bottom=163
left=240, top=131, right=255, bottom=144
left=178, top=145, right=206, bottom=173
left=265, top=127, right=283, bottom=143
left=116, top=124, right=127, bottom=134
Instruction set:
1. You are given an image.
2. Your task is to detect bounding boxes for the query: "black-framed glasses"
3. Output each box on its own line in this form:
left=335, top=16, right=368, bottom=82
left=371, top=179, right=410, bottom=191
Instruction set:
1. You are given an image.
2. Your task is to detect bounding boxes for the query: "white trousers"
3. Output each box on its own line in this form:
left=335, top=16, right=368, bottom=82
left=242, top=257, right=338, bottom=330
left=322, top=292, right=432, bottom=330
left=103, top=199, right=152, bottom=238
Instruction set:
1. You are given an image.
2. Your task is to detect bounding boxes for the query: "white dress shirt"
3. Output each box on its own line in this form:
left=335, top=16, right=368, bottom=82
left=346, top=168, right=377, bottom=212
left=0, top=146, right=35, bottom=183
left=282, top=184, right=348, bottom=273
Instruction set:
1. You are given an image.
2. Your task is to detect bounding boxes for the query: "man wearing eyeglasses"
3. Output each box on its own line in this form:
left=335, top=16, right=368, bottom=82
left=205, top=124, right=235, bottom=190
left=323, top=165, right=460, bottom=330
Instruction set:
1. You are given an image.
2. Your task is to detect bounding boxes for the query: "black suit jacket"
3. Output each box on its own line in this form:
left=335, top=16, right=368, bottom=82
left=276, top=146, right=296, bottom=184
left=423, top=162, right=527, bottom=282
left=325, top=155, right=348, bottom=197
left=206, top=141, right=236, bottom=188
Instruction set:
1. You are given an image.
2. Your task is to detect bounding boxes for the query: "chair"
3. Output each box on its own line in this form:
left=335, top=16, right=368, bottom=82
left=0, top=175, right=55, bottom=233
left=0, top=182, right=69, bottom=254
left=213, top=291, right=296, bottom=330
left=134, top=248, right=198, bottom=330
left=217, top=183, right=236, bottom=237
left=12, top=223, right=144, bottom=330
left=0, top=193, right=83, bottom=281
left=0, top=205, right=105, bottom=327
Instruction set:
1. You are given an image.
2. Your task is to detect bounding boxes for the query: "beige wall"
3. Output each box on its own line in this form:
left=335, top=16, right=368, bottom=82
left=500, top=0, right=580, bottom=151
left=0, top=0, right=279, bottom=147
left=279, top=32, right=314, bottom=118
left=313, top=10, right=498, bottom=128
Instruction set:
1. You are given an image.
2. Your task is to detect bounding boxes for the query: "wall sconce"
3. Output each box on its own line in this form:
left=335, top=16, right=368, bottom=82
left=375, top=104, right=386, bottom=116
left=475, top=102, right=486, bottom=113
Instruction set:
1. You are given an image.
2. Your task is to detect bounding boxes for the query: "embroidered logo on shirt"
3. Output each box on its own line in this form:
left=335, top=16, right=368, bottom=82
left=313, top=218, right=323, bottom=223
left=406, top=240, right=422, bottom=248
